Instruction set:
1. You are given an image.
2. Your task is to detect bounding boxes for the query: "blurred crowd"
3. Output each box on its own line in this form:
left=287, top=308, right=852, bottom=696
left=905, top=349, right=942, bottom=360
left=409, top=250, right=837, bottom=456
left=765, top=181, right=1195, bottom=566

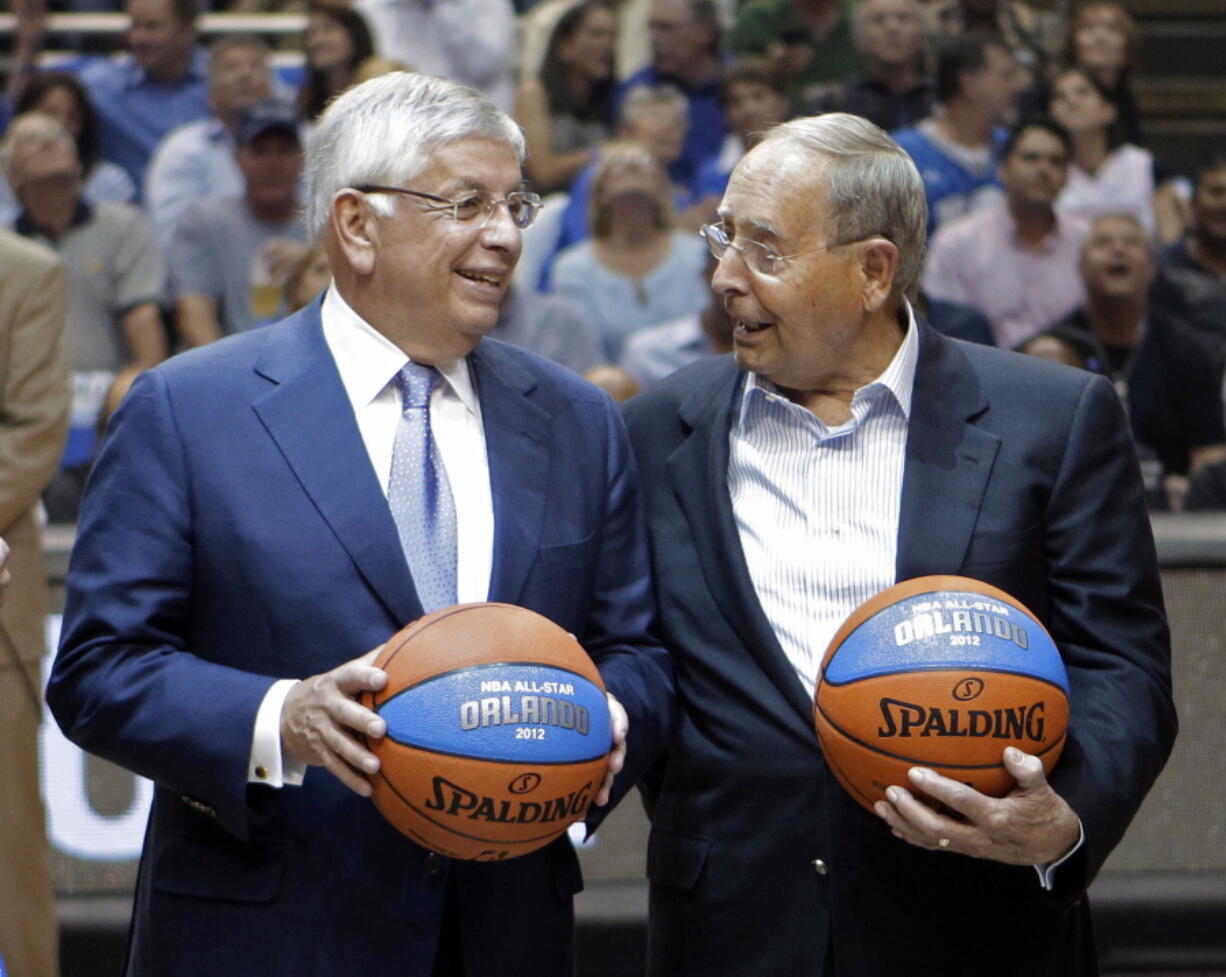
left=2, top=0, right=1225, bottom=517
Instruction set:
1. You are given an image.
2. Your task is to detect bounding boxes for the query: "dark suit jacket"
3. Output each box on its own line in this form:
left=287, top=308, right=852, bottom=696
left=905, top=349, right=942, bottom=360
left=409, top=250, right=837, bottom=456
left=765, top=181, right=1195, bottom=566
left=47, top=300, right=673, bottom=977
left=621, top=321, right=1176, bottom=977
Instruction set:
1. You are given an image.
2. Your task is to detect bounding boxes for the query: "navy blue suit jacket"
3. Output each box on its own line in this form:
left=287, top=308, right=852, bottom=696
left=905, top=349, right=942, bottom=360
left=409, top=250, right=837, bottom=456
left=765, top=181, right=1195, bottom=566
left=621, top=321, right=1176, bottom=977
left=48, top=300, right=673, bottom=976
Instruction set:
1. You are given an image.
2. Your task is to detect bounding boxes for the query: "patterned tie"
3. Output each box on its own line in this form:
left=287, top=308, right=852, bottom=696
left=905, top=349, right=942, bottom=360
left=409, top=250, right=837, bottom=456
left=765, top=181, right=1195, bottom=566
left=388, top=361, right=458, bottom=612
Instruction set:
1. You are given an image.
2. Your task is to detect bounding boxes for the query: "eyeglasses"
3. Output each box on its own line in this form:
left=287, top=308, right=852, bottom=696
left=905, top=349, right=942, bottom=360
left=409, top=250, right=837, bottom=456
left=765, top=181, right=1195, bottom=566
left=699, top=221, right=842, bottom=277
left=354, top=184, right=542, bottom=230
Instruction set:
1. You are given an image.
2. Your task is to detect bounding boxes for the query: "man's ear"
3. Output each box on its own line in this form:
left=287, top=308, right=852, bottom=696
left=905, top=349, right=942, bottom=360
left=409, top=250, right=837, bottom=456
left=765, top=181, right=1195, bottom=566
left=330, top=189, right=378, bottom=277
left=860, top=238, right=900, bottom=312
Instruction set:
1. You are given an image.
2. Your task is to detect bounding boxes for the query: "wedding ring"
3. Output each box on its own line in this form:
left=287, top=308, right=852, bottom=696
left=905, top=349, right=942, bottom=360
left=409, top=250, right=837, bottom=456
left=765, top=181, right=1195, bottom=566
left=937, top=838, right=951, bottom=849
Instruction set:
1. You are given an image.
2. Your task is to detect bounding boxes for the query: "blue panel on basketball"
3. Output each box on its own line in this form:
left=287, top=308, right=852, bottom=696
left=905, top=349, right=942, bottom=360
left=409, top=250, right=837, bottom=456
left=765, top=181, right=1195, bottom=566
left=377, top=662, right=612, bottom=764
left=823, top=584, right=1068, bottom=693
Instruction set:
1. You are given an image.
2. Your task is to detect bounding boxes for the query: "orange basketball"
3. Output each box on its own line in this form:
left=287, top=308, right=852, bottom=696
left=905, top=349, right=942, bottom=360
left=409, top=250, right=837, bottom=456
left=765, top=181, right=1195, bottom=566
left=814, top=576, right=1069, bottom=813
left=361, top=603, right=611, bottom=861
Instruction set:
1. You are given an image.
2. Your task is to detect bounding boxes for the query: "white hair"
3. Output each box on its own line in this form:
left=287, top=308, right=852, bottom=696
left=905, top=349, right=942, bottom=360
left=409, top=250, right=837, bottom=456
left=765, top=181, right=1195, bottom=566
left=762, top=112, right=928, bottom=299
left=304, top=71, right=526, bottom=237
left=0, top=112, right=77, bottom=183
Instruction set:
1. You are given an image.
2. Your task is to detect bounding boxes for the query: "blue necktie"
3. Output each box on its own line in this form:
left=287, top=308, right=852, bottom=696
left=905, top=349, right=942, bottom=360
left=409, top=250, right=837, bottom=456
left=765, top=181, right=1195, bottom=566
left=389, top=362, right=458, bottom=612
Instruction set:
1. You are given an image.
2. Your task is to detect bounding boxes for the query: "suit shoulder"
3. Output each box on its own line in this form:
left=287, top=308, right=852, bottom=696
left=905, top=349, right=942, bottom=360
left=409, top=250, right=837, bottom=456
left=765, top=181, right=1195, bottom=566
left=478, top=337, right=609, bottom=406
left=622, top=354, right=738, bottom=428
left=0, top=228, right=61, bottom=273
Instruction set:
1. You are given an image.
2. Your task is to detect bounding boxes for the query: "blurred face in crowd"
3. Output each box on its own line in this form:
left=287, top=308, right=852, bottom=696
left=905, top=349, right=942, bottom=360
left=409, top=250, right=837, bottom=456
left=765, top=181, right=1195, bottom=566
left=960, top=44, right=1019, bottom=122
left=999, top=127, right=1069, bottom=210
left=237, top=130, right=303, bottom=211
left=856, top=0, right=926, bottom=68
left=209, top=43, right=272, bottom=121
left=1080, top=216, right=1153, bottom=303
left=592, top=154, right=671, bottom=236
left=649, top=0, right=713, bottom=78
left=712, top=141, right=878, bottom=397
left=305, top=11, right=354, bottom=72
left=559, top=5, right=617, bottom=82
left=1192, top=166, right=1226, bottom=248
left=1049, top=69, right=1116, bottom=137
left=725, top=79, right=789, bottom=145
left=358, top=138, right=524, bottom=359
left=1073, top=5, right=1129, bottom=75
left=622, top=102, right=686, bottom=165
left=8, top=126, right=82, bottom=216
left=30, top=85, right=83, bottom=139
left=126, top=0, right=195, bottom=80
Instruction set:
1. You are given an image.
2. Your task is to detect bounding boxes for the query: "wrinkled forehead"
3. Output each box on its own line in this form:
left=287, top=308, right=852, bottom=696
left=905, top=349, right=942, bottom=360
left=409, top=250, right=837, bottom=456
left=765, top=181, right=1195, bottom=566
left=719, top=141, right=828, bottom=240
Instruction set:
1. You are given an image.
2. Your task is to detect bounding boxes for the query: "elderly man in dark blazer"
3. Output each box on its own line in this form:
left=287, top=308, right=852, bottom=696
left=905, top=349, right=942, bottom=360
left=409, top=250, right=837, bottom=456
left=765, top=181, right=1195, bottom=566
left=622, top=112, right=1175, bottom=977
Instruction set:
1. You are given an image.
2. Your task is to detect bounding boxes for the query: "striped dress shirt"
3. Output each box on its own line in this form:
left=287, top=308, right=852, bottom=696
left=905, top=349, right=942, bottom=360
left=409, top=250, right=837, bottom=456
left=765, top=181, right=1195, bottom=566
left=728, top=307, right=919, bottom=700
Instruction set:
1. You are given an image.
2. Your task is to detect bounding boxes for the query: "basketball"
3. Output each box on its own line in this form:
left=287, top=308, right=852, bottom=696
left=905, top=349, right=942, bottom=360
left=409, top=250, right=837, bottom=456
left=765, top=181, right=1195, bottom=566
left=361, top=602, right=612, bottom=861
left=813, top=576, right=1069, bottom=814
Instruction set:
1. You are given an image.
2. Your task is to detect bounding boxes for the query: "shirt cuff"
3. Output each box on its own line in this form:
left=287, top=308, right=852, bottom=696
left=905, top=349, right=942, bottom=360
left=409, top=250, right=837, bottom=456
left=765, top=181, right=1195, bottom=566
left=248, top=678, right=307, bottom=788
left=1033, top=818, right=1085, bottom=890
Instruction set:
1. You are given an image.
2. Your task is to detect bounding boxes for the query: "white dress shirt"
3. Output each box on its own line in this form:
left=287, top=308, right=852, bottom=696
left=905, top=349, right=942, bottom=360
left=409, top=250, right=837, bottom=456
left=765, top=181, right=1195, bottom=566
left=729, top=306, right=918, bottom=702
left=248, top=285, right=494, bottom=786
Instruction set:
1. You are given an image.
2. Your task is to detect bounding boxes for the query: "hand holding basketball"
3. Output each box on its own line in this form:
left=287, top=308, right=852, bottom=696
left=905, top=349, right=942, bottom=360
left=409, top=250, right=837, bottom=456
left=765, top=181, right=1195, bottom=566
left=596, top=692, right=629, bottom=807
left=873, top=746, right=1081, bottom=866
left=280, top=647, right=389, bottom=797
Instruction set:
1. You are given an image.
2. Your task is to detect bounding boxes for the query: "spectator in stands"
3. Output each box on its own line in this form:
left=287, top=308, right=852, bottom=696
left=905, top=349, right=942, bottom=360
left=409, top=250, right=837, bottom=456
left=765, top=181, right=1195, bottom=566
left=690, top=58, right=790, bottom=222
left=0, top=227, right=70, bottom=977
left=620, top=252, right=732, bottom=388
left=353, top=0, right=517, bottom=110
left=171, top=99, right=309, bottom=345
left=2, top=113, right=166, bottom=492
left=554, top=83, right=691, bottom=261
left=491, top=285, right=608, bottom=375
left=584, top=363, right=641, bottom=401
left=1060, top=1, right=1143, bottom=146
left=893, top=33, right=1019, bottom=237
left=297, top=3, right=376, bottom=121
left=923, top=117, right=1087, bottom=350
left=1186, top=457, right=1226, bottom=511
left=519, top=0, right=654, bottom=89
left=1157, top=156, right=1226, bottom=353
left=516, top=0, right=618, bottom=193
left=145, top=34, right=276, bottom=250
left=926, top=0, right=1058, bottom=88
left=729, top=0, right=860, bottom=106
left=1, top=72, right=137, bottom=226
left=807, top=0, right=935, bottom=132
left=1047, top=66, right=1183, bottom=243
left=37, top=0, right=210, bottom=189
left=620, top=0, right=725, bottom=189
left=552, top=141, right=708, bottom=359
left=1024, top=213, right=1226, bottom=510
left=283, top=243, right=332, bottom=312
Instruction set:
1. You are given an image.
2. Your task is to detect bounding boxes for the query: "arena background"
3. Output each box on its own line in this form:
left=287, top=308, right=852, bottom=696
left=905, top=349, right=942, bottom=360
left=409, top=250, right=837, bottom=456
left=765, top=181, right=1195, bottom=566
left=36, top=515, right=1226, bottom=976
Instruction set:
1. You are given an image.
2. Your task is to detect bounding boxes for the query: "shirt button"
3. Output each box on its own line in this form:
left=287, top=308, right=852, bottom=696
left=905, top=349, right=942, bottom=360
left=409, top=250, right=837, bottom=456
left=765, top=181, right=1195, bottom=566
left=812, top=859, right=828, bottom=876
left=255, top=765, right=268, bottom=780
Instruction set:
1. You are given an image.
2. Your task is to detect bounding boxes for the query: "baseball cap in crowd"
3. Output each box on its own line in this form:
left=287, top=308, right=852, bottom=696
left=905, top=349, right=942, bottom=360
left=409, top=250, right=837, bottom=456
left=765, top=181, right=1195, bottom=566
left=234, top=99, right=301, bottom=147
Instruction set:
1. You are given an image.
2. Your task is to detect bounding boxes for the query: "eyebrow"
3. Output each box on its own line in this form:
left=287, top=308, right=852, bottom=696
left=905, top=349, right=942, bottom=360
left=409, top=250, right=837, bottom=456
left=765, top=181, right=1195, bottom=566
left=716, top=210, right=783, bottom=241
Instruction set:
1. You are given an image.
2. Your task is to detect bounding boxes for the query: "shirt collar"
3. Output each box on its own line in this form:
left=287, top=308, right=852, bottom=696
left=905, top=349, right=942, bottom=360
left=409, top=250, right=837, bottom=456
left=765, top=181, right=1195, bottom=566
left=320, top=285, right=480, bottom=417
left=15, top=199, right=93, bottom=240
left=735, top=300, right=919, bottom=431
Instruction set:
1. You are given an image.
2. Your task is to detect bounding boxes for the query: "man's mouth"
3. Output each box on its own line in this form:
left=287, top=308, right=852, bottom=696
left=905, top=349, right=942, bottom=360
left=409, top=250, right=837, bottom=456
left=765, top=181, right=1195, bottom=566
left=733, top=318, right=773, bottom=335
left=456, top=269, right=505, bottom=288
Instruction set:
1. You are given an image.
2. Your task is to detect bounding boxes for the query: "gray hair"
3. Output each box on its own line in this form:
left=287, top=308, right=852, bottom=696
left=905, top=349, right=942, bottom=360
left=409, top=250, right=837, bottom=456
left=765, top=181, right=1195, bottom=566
left=304, top=71, right=526, bottom=237
left=0, top=112, right=77, bottom=183
left=618, top=83, right=689, bottom=130
left=761, top=112, right=928, bottom=299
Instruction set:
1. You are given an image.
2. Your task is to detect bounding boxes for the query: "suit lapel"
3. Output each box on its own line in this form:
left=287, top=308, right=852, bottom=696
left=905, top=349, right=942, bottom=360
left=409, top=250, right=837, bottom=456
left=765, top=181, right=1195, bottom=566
left=896, top=323, right=999, bottom=581
left=468, top=342, right=551, bottom=606
left=666, top=358, right=815, bottom=724
left=251, top=303, right=422, bottom=627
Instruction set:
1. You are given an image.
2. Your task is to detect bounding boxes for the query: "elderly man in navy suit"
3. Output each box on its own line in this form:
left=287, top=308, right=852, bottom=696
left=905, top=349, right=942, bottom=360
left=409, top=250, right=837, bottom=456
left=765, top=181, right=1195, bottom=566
left=48, top=72, right=672, bottom=977
left=622, top=112, right=1175, bottom=976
